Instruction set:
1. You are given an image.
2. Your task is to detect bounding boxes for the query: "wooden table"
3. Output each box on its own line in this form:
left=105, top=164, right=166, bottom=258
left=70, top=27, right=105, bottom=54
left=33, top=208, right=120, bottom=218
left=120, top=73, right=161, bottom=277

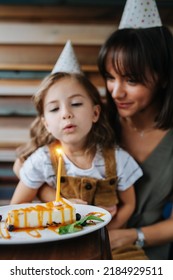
left=0, top=227, right=112, bottom=260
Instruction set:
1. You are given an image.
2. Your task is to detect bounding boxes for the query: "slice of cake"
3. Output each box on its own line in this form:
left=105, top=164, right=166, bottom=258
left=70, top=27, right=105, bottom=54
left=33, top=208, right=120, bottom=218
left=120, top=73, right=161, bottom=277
left=6, top=198, right=76, bottom=230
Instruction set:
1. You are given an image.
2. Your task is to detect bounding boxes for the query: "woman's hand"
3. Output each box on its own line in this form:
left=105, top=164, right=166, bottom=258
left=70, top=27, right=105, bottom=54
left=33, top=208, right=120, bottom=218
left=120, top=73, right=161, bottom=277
left=108, top=228, right=137, bottom=249
left=109, top=216, right=173, bottom=250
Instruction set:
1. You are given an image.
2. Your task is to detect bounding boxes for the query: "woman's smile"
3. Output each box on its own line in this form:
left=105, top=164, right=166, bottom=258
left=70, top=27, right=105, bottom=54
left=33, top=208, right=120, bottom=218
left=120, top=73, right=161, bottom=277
left=115, top=101, right=134, bottom=110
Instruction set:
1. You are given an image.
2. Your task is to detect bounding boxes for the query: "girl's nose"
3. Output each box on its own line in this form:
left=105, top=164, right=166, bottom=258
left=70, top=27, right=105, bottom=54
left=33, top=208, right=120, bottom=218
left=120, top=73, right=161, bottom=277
left=62, top=107, right=73, bottom=119
left=62, top=112, right=73, bottom=119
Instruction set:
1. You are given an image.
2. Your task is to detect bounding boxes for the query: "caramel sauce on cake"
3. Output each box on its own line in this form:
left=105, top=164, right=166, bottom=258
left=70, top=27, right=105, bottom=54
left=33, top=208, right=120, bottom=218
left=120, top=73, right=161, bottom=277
left=6, top=198, right=76, bottom=230
left=0, top=222, right=11, bottom=239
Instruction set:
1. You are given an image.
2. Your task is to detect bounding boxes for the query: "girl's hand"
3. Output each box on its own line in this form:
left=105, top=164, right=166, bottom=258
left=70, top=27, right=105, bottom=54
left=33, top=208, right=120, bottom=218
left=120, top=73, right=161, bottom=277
left=68, top=198, right=88, bottom=204
left=98, top=205, right=117, bottom=217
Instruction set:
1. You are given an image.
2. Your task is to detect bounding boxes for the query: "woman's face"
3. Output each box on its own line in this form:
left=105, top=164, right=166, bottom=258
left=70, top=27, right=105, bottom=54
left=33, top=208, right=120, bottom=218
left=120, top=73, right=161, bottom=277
left=105, top=57, right=158, bottom=118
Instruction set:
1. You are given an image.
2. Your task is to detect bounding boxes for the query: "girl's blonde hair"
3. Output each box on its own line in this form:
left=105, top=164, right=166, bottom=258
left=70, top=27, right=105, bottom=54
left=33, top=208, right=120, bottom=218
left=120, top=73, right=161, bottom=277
left=17, top=72, right=115, bottom=160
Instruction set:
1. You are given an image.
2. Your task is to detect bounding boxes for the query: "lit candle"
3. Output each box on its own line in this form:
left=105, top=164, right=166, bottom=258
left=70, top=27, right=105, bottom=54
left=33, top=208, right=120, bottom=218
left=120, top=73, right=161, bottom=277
left=55, top=148, right=62, bottom=201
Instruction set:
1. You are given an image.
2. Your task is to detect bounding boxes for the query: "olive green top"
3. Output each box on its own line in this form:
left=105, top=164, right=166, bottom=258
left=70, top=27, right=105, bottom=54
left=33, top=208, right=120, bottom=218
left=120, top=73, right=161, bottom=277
left=128, top=129, right=173, bottom=259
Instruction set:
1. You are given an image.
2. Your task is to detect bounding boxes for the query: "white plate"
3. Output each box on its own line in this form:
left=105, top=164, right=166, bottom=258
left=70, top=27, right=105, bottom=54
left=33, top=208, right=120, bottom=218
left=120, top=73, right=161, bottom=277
left=0, top=203, right=112, bottom=244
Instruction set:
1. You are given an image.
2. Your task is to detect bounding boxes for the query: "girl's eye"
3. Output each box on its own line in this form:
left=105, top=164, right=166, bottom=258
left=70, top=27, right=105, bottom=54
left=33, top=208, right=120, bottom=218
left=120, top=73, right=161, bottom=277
left=49, top=107, right=59, bottom=112
left=71, top=102, right=83, bottom=106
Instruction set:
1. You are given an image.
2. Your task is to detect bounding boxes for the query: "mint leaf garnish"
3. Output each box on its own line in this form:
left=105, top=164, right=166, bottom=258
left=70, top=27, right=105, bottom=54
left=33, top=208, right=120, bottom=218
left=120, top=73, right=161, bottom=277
left=59, top=214, right=104, bottom=235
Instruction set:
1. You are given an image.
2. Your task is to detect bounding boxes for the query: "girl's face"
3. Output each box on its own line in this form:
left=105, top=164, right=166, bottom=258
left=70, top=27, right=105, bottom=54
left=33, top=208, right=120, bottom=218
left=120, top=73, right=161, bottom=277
left=105, top=58, right=158, bottom=119
left=42, top=77, right=100, bottom=148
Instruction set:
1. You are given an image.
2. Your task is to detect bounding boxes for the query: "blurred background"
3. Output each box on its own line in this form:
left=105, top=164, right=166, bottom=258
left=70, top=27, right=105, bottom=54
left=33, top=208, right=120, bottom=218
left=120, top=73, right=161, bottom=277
left=0, top=0, right=173, bottom=204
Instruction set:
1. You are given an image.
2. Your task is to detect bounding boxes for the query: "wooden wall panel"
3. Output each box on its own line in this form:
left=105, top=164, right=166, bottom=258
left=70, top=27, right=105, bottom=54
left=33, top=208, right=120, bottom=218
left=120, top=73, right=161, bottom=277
left=0, top=1, right=173, bottom=196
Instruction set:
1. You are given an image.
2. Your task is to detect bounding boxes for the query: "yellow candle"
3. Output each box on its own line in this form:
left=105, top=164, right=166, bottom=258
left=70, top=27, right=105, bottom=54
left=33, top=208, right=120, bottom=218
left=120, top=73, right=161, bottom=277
left=56, top=148, right=62, bottom=201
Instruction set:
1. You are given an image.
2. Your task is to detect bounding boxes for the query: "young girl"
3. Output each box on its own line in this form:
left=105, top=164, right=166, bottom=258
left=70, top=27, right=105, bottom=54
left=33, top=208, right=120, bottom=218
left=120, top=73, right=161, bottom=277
left=11, top=72, right=143, bottom=230
left=98, top=26, right=173, bottom=259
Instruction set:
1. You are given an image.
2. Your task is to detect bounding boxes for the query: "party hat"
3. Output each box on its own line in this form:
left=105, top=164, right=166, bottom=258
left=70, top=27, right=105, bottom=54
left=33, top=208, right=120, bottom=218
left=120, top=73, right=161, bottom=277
left=51, top=40, right=82, bottom=74
left=119, top=0, right=162, bottom=29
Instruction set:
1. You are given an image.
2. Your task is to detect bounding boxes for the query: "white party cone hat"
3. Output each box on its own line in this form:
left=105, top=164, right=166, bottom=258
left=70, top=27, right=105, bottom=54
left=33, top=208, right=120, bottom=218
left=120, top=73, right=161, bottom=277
left=52, top=40, right=82, bottom=74
left=119, top=0, right=162, bottom=29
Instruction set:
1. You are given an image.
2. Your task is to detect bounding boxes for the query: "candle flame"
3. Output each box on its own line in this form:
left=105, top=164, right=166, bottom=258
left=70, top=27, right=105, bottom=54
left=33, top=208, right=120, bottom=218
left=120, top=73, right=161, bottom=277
left=56, top=148, right=62, bottom=156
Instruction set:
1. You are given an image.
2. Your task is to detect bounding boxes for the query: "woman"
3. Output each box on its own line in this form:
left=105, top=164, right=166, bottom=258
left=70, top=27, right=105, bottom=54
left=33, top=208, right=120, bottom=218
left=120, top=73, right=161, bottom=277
left=97, top=26, right=173, bottom=260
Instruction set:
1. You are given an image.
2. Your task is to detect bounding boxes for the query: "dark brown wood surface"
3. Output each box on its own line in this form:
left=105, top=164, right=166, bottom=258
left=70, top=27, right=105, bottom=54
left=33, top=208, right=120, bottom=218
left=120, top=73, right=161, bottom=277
left=0, top=227, right=112, bottom=260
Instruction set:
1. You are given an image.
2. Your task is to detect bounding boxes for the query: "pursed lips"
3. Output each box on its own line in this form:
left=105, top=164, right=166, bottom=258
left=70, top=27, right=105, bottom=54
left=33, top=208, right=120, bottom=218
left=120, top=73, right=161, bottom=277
left=63, top=124, right=77, bottom=132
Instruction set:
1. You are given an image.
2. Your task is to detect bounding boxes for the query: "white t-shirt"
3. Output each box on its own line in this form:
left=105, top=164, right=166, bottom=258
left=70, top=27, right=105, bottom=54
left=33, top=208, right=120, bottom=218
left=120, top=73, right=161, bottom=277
left=20, top=145, right=143, bottom=191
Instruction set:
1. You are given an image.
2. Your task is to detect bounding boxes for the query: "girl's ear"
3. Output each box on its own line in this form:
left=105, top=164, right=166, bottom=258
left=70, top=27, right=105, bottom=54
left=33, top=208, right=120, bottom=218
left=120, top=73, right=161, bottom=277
left=41, top=117, right=50, bottom=133
left=92, top=105, right=101, bottom=123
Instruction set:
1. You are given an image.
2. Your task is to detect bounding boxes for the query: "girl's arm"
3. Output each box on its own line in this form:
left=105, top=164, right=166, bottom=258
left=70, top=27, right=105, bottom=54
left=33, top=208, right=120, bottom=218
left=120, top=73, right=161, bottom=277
left=107, top=185, right=136, bottom=230
left=13, top=158, right=24, bottom=179
left=10, top=181, right=38, bottom=204
left=37, top=184, right=88, bottom=204
left=37, top=184, right=56, bottom=202
left=13, top=158, right=55, bottom=203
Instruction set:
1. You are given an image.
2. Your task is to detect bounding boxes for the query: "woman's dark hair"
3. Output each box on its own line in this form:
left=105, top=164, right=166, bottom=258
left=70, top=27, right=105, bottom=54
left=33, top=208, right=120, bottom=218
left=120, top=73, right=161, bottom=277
left=98, top=26, right=173, bottom=136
